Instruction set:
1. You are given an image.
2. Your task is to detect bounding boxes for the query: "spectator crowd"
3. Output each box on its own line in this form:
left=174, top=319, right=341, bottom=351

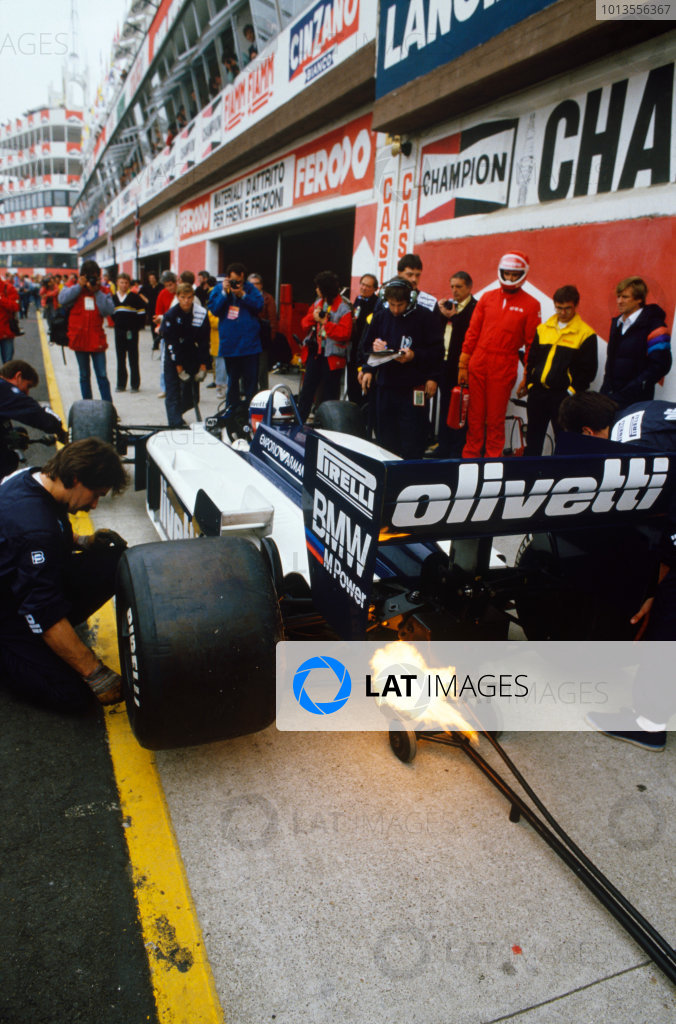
left=1, top=251, right=671, bottom=462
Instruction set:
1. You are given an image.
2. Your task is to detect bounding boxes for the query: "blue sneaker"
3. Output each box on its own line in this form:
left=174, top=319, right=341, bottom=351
left=585, top=711, right=666, bottom=751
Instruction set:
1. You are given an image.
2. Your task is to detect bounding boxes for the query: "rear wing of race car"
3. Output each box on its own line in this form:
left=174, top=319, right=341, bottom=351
left=301, top=431, right=674, bottom=639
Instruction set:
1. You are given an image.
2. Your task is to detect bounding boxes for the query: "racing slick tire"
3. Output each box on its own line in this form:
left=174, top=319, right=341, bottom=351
left=313, top=400, right=366, bottom=438
left=68, top=399, right=116, bottom=446
left=115, top=536, right=282, bottom=749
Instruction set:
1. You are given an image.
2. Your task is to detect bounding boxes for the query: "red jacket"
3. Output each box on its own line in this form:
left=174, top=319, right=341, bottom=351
left=64, top=290, right=109, bottom=353
left=0, top=279, right=19, bottom=340
left=462, top=286, right=540, bottom=372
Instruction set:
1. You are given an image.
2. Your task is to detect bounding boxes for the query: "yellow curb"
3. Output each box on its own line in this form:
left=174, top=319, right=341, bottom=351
left=39, top=316, right=225, bottom=1024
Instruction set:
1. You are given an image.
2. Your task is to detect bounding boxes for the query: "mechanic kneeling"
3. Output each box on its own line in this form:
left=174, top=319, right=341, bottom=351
left=0, top=438, right=128, bottom=711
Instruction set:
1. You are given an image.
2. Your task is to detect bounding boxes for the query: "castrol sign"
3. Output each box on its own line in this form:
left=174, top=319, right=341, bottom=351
left=294, top=114, right=375, bottom=203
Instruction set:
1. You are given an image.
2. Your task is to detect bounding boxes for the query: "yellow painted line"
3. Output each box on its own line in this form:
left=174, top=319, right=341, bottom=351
left=39, top=317, right=225, bottom=1024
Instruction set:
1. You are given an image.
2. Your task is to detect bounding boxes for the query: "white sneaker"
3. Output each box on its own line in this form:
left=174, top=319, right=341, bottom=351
left=157, top=391, right=166, bottom=398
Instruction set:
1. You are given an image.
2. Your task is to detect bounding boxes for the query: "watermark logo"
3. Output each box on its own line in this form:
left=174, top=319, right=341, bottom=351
left=293, top=656, right=351, bottom=715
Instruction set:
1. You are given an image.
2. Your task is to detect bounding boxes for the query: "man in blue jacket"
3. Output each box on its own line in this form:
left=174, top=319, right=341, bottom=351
left=1, top=360, right=67, bottom=479
left=207, top=262, right=263, bottom=411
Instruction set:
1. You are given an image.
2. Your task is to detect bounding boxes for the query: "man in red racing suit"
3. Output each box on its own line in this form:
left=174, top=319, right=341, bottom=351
left=458, top=251, right=540, bottom=458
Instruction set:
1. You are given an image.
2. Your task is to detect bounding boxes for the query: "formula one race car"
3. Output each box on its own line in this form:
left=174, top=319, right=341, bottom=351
left=68, top=388, right=674, bottom=749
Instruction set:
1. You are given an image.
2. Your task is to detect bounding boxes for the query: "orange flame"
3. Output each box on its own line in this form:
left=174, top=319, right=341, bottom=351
left=370, top=641, right=479, bottom=743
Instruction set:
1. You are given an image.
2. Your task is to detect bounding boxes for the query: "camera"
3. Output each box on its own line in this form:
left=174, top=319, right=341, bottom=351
left=228, top=277, right=241, bottom=289
left=86, top=273, right=99, bottom=288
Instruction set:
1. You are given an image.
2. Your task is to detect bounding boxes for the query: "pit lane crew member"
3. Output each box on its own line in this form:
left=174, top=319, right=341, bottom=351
left=600, top=277, right=671, bottom=409
left=518, top=285, right=598, bottom=455
left=58, top=260, right=115, bottom=403
left=359, top=277, right=443, bottom=459
left=296, top=271, right=352, bottom=422
left=0, top=439, right=128, bottom=711
left=208, top=262, right=263, bottom=413
left=161, top=283, right=211, bottom=428
left=458, top=251, right=541, bottom=458
left=436, top=271, right=477, bottom=458
left=0, top=360, right=67, bottom=479
left=346, top=274, right=378, bottom=405
left=559, top=391, right=676, bottom=749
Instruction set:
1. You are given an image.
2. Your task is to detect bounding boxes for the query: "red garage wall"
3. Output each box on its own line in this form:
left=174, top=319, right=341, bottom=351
left=416, top=217, right=675, bottom=341
left=176, top=239, right=207, bottom=277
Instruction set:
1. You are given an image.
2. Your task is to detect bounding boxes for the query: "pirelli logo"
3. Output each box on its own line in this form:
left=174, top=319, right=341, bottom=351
left=317, top=440, right=377, bottom=518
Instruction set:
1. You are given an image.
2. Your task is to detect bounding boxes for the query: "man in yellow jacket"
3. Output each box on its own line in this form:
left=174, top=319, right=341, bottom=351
left=518, top=284, right=597, bottom=455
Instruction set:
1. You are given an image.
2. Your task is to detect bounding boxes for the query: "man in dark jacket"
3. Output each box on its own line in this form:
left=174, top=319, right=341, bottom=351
left=0, top=360, right=67, bottom=479
left=111, top=273, right=146, bottom=392
left=559, top=391, right=676, bottom=750
left=436, top=271, right=477, bottom=458
left=0, top=438, right=128, bottom=711
left=601, top=277, right=671, bottom=409
left=359, top=277, right=443, bottom=459
left=162, top=283, right=211, bottom=427
left=346, top=274, right=378, bottom=404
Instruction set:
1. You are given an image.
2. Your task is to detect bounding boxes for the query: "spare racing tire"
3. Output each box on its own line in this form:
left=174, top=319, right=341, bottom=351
left=314, top=400, right=365, bottom=438
left=68, top=400, right=116, bottom=445
left=115, top=536, right=282, bottom=749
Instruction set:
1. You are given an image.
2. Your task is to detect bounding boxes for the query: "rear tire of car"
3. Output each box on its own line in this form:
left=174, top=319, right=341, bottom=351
left=68, top=400, right=116, bottom=445
left=314, top=400, right=365, bottom=437
left=115, top=536, right=282, bottom=749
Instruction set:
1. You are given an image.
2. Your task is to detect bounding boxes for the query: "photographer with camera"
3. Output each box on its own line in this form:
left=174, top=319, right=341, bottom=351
left=58, top=260, right=114, bottom=402
left=207, top=262, right=263, bottom=412
left=0, top=360, right=67, bottom=480
left=297, top=270, right=352, bottom=422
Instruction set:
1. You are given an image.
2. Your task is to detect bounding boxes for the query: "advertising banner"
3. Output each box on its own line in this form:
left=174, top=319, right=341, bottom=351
left=376, top=0, right=558, bottom=99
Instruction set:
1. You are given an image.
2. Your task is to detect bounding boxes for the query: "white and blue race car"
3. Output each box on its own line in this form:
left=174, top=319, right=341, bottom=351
left=69, top=388, right=673, bottom=749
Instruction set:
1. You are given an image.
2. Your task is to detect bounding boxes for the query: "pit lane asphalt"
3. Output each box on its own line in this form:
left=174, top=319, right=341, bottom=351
left=3, top=313, right=675, bottom=1023
left=0, top=316, right=158, bottom=1024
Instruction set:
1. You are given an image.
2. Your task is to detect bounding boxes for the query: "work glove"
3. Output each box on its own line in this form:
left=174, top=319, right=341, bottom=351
left=78, top=529, right=128, bottom=552
left=193, top=367, right=207, bottom=383
left=5, top=427, right=30, bottom=450
left=90, top=528, right=128, bottom=551
left=82, top=660, right=123, bottom=705
left=178, top=369, right=192, bottom=381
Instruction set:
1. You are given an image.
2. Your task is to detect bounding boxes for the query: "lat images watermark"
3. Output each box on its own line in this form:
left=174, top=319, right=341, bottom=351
left=0, top=32, right=69, bottom=56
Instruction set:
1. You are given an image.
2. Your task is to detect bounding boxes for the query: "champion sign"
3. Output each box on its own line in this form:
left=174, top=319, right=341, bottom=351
left=418, top=120, right=518, bottom=222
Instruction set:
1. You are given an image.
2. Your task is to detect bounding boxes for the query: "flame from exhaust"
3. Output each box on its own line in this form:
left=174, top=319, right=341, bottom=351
left=370, top=641, right=479, bottom=744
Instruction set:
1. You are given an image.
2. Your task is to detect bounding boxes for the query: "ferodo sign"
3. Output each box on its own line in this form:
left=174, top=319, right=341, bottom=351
left=179, top=197, right=211, bottom=240
left=294, top=114, right=375, bottom=203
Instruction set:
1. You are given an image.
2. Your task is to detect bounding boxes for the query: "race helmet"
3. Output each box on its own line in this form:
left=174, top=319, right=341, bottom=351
left=248, top=389, right=296, bottom=432
left=498, top=251, right=529, bottom=290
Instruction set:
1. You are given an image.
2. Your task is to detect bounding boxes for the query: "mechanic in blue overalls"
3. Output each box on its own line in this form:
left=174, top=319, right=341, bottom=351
left=0, top=359, right=67, bottom=480
left=0, top=439, right=128, bottom=711
left=559, top=391, right=676, bottom=750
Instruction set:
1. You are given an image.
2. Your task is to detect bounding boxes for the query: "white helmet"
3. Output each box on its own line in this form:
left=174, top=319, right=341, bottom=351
left=498, top=251, right=529, bottom=290
left=248, top=389, right=296, bottom=432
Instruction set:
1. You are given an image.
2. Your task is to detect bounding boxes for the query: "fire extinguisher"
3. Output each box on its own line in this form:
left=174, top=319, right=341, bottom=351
left=447, top=385, right=469, bottom=429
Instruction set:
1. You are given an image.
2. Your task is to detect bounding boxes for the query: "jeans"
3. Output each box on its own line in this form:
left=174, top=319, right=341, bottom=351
left=0, top=337, right=15, bottom=362
left=74, top=350, right=112, bottom=402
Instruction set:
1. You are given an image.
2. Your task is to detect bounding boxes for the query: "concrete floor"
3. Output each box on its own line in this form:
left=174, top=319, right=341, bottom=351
left=53, top=323, right=676, bottom=1023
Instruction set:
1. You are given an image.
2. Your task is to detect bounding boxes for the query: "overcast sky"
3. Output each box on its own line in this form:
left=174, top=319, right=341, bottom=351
left=0, top=0, right=130, bottom=120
